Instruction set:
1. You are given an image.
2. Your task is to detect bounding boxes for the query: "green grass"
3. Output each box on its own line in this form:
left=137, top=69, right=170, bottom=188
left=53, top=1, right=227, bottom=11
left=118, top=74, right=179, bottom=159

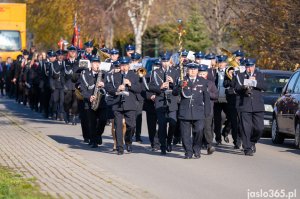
left=0, top=166, right=53, bottom=199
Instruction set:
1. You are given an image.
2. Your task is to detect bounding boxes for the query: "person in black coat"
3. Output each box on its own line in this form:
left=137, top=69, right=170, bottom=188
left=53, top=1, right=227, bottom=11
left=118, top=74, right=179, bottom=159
left=198, top=64, right=218, bottom=155
left=0, top=57, right=4, bottom=96
left=49, top=50, right=65, bottom=120
left=233, top=58, right=265, bottom=156
left=173, top=62, right=211, bottom=159
left=105, top=57, right=142, bottom=155
left=80, top=56, right=106, bottom=148
left=63, top=46, right=79, bottom=124
left=149, top=53, right=179, bottom=155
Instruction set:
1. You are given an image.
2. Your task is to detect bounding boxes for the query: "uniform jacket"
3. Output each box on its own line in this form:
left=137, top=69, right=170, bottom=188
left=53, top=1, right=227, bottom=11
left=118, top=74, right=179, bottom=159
left=173, top=76, right=211, bottom=120
left=49, top=60, right=65, bottom=90
left=148, top=67, right=179, bottom=112
left=105, top=70, right=141, bottom=111
left=233, top=69, right=266, bottom=112
left=64, top=59, right=79, bottom=91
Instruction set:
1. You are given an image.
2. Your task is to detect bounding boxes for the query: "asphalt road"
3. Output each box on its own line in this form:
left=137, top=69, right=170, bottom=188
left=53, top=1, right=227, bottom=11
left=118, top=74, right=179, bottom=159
left=2, top=98, right=300, bottom=199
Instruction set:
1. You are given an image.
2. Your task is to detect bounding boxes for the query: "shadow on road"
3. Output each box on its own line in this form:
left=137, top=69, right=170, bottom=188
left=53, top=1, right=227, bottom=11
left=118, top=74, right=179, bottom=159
left=259, top=138, right=300, bottom=155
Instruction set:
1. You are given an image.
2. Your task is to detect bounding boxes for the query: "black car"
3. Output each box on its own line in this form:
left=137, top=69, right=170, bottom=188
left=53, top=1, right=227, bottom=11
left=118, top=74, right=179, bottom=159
left=272, top=69, right=300, bottom=148
left=261, top=70, right=292, bottom=131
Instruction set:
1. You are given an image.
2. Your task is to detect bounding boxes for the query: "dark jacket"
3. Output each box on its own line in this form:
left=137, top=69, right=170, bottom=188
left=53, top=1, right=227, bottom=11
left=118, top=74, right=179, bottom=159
left=64, top=59, right=79, bottom=91
left=49, top=60, right=65, bottom=90
left=105, top=70, right=141, bottom=111
left=149, top=67, right=179, bottom=112
left=233, top=69, right=266, bottom=112
left=173, top=76, right=211, bottom=120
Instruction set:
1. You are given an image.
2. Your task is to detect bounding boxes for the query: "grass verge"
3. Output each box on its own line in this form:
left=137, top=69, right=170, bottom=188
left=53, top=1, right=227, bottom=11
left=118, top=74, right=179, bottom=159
left=0, top=166, right=52, bottom=199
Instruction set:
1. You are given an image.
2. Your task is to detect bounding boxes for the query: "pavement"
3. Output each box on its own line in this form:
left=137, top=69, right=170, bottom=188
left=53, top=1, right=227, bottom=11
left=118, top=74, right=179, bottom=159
left=0, top=97, right=300, bottom=199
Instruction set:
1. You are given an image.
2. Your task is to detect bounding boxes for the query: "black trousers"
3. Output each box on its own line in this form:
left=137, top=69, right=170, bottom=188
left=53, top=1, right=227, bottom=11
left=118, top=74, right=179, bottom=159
left=213, top=102, right=229, bottom=142
left=227, top=103, right=241, bottom=146
left=156, top=110, right=177, bottom=149
left=181, top=119, right=204, bottom=157
left=51, top=88, right=64, bottom=114
left=238, top=111, right=264, bottom=152
left=114, top=110, right=136, bottom=151
left=0, top=79, right=4, bottom=95
left=134, top=100, right=144, bottom=140
left=78, top=100, right=89, bottom=140
left=29, top=84, right=39, bottom=111
left=86, top=108, right=98, bottom=144
left=146, top=107, right=158, bottom=147
left=203, top=114, right=214, bottom=148
left=96, top=108, right=108, bottom=136
left=42, top=87, right=51, bottom=117
left=64, top=90, right=78, bottom=115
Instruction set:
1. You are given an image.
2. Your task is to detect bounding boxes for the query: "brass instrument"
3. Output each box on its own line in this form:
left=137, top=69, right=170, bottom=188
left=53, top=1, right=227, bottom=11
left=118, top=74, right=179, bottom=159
left=221, top=48, right=240, bottom=80
left=75, top=88, right=83, bottom=100
left=91, top=70, right=106, bottom=111
left=137, top=67, right=147, bottom=77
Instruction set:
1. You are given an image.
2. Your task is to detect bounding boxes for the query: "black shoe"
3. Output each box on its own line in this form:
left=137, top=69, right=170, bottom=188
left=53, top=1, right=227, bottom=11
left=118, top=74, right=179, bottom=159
left=126, top=145, right=132, bottom=153
left=184, top=155, right=192, bottom=159
left=194, top=154, right=201, bottom=159
left=112, top=148, right=117, bottom=152
left=166, top=144, right=172, bottom=152
left=173, top=137, right=180, bottom=145
left=207, top=146, right=215, bottom=155
left=117, top=150, right=124, bottom=155
left=83, top=138, right=89, bottom=143
left=65, top=114, right=70, bottom=124
left=91, top=143, right=98, bottom=148
left=59, top=113, right=64, bottom=121
left=161, top=149, right=166, bottom=155
left=244, top=150, right=254, bottom=156
left=88, top=141, right=93, bottom=145
left=224, top=136, right=229, bottom=143
left=97, top=137, right=103, bottom=145
left=136, top=138, right=143, bottom=143
left=234, top=145, right=240, bottom=150
left=251, top=144, right=256, bottom=153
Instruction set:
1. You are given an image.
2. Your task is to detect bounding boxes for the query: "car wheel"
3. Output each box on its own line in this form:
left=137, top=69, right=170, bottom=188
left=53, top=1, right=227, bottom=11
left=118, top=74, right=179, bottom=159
left=295, top=122, right=300, bottom=149
left=271, top=118, right=284, bottom=144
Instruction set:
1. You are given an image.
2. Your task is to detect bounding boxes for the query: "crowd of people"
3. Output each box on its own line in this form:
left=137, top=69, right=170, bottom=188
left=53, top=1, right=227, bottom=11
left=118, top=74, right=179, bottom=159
left=0, top=42, right=265, bottom=158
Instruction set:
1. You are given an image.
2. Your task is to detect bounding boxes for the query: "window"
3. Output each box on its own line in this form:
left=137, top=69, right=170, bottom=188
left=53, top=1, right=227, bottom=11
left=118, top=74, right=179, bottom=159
left=293, top=74, right=300, bottom=94
left=0, top=30, right=21, bottom=51
left=264, top=74, right=291, bottom=93
left=286, top=72, right=300, bottom=94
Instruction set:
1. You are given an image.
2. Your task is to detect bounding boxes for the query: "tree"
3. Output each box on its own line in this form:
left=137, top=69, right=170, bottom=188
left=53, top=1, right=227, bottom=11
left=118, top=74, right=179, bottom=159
left=126, top=0, right=154, bottom=53
left=231, top=0, right=300, bottom=70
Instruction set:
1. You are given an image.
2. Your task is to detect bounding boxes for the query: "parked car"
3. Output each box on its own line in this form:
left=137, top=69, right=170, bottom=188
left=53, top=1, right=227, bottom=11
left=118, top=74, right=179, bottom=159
left=261, top=70, right=293, bottom=132
left=272, top=69, right=300, bottom=148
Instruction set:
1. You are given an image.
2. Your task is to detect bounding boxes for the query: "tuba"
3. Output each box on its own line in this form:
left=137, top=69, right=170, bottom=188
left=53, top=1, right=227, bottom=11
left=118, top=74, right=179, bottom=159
left=136, top=67, right=147, bottom=77
left=221, top=48, right=240, bottom=80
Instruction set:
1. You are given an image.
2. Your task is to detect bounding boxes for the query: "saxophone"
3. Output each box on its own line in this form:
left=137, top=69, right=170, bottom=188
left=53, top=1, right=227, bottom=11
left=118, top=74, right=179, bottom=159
left=91, top=70, right=106, bottom=111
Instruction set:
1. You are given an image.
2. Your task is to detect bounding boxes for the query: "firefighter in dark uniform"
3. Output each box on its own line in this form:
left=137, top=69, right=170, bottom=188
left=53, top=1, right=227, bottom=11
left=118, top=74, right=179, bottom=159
left=80, top=56, right=102, bottom=148
left=143, top=59, right=160, bottom=151
left=78, top=41, right=94, bottom=61
left=198, top=64, right=218, bottom=155
left=205, top=53, right=217, bottom=82
left=173, top=62, right=211, bottom=159
left=49, top=50, right=65, bottom=120
left=233, top=58, right=265, bottom=156
left=149, top=52, right=179, bottom=155
left=131, top=52, right=144, bottom=143
left=194, top=51, right=206, bottom=64
left=223, top=62, right=242, bottom=149
left=41, top=50, right=56, bottom=118
left=105, top=57, right=142, bottom=155
left=126, top=44, right=135, bottom=57
left=28, top=57, right=42, bottom=112
left=63, top=45, right=79, bottom=125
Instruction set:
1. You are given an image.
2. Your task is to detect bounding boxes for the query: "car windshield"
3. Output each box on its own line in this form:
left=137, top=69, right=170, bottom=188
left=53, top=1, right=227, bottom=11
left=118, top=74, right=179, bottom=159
left=0, top=30, right=21, bottom=51
left=264, top=74, right=291, bottom=94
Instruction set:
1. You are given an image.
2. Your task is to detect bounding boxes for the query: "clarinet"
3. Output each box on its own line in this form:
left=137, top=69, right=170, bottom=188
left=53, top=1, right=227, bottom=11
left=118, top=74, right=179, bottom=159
left=120, top=73, right=126, bottom=103
left=163, top=71, right=169, bottom=106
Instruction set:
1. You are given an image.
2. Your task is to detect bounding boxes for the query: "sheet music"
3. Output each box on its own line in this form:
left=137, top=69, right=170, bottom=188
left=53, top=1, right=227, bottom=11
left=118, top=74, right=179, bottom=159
left=243, top=79, right=257, bottom=87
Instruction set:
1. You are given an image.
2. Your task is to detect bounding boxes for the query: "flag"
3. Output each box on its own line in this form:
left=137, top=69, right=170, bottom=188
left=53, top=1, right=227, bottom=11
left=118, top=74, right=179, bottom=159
left=78, top=27, right=83, bottom=49
left=71, top=13, right=79, bottom=47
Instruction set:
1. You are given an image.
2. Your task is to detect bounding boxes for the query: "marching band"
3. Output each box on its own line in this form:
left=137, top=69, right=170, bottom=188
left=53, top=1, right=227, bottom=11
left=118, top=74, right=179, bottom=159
left=0, top=40, right=266, bottom=158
